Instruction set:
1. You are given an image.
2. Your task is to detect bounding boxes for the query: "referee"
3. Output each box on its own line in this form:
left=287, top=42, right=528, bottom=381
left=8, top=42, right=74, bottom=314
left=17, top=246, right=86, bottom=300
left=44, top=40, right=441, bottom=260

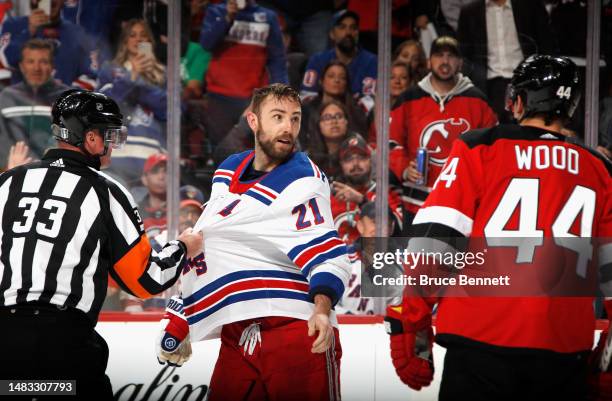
left=0, top=90, right=202, bottom=400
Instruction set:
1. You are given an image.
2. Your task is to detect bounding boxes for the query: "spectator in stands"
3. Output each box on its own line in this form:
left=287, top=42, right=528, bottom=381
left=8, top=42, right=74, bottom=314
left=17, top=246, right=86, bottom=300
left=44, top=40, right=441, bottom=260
left=331, top=134, right=403, bottom=245
left=406, top=0, right=458, bottom=39
left=122, top=183, right=206, bottom=313
left=301, top=9, right=377, bottom=101
left=1, top=141, right=32, bottom=172
left=98, top=19, right=167, bottom=187
left=335, top=201, right=398, bottom=315
left=366, top=60, right=412, bottom=144
left=138, top=153, right=168, bottom=239
left=0, top=39, right=68, bottom=166
left=0, top=0, right=98, bottom=89
left=301, top=60, right=368, bottom=143
left=60, top=0, right=116, bottom=63
left=151, top=185, right=206, bottom=251
left=144, top=184, right=206, bottom=311
left=388, top=36, right=497, bottom=229
left=303, top=99, right=354, bottom=180
left=258, top=0, right=335, bottom=58
left=190, top=0, right=208, bottom=42
left=438, top=0, right=480, bottom=33
left=0, top=1, right=14, bottom=84
left=457, top=0, right=557, bottom=123
left=199, top=0, right=288, bottom=160
left=177, top=185, right=205, bottom=231
left=276, top=12, right=309, bottom=93
left=393, top=39, right=428, bottom=85
left=390, top=61, right=411, bottom=107
left=181, top=39, right=211, bottom=101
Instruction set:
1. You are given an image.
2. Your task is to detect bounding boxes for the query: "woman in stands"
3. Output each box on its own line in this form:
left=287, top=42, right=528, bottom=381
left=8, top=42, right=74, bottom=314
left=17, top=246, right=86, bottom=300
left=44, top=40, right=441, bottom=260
left=303, top=99, right=357, bottom=180
left=394, top=39, right=427, bottom=84
left=97, top=19, right=167, bottom=187
left=301, top=60, right=367, bottom=143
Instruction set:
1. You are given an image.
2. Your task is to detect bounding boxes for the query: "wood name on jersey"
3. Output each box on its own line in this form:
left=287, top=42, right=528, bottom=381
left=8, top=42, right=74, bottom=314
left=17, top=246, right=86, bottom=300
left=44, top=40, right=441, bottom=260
left=515, top=144, right=579, bottom=175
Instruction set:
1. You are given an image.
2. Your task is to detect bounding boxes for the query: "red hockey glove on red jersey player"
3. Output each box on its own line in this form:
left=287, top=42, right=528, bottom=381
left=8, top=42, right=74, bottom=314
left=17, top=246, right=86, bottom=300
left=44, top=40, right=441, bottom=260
left=384, top=303, right=434, bottom=390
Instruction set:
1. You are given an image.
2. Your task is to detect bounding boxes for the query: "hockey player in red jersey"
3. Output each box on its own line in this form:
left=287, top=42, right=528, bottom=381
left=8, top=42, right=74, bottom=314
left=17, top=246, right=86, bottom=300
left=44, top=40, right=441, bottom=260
left=387, top=36, right=497, bottom=228
left=385, top=55, right=612, bottom=400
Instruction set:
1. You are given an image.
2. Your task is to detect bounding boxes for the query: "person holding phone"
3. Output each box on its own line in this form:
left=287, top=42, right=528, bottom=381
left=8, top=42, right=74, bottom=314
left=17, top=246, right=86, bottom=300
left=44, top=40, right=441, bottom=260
left=28, top=0, right=51, bottom=36
left=96, top=19, right=167, bottom=187
left=0, top=0, right=98, bottom=88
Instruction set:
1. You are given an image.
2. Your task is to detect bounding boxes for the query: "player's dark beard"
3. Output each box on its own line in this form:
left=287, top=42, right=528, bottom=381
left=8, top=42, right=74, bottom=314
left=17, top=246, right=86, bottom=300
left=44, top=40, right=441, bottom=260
left=337, top=36, right=356, bottom=55
left=256, top=128, right=295, bottom=163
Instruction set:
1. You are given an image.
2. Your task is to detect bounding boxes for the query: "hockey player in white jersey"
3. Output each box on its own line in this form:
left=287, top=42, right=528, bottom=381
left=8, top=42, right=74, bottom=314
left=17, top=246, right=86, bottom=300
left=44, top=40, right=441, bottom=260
left=156, top=84, right=351, bottom=401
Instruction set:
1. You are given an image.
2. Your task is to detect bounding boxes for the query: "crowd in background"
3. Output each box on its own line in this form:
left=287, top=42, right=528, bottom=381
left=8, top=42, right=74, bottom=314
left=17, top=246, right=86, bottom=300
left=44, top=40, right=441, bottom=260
left=0, top=0, right=611, bottom=313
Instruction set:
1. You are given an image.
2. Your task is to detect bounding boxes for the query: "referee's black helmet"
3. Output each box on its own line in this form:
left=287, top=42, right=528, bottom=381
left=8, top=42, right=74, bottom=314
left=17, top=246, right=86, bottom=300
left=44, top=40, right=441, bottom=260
left=52, top=90, right=126, bottom=149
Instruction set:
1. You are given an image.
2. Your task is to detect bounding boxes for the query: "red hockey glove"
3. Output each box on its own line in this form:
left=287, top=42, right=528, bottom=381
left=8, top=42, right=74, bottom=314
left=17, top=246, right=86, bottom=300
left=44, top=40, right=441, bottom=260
left=384, top=304, right=434, bottom=390
left=156, top=296, right=192, bottom=367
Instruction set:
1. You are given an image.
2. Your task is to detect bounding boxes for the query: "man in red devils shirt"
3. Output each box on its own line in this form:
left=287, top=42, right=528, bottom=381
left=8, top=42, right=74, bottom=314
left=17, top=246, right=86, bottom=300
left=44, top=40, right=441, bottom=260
left=388, top=36, right=497, bottom=229
left=384, top=56, right=612, bottom=400
left=331, top=134, right=403, bottom=244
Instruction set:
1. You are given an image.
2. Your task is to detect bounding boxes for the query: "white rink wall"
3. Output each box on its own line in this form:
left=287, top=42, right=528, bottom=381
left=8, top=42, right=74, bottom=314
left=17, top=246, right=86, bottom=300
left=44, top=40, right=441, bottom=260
left=99, top=319, right=602, bottom=401
left=98, top=320, right=443, bottom=401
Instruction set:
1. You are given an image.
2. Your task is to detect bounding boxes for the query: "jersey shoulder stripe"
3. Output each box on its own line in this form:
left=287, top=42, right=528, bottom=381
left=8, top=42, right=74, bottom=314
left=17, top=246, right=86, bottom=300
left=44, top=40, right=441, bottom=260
left=244, top=182, right=280, bottom=205
left=212, top=169, right=234, bottom=185
left=212, top=151, right=252, bottom=188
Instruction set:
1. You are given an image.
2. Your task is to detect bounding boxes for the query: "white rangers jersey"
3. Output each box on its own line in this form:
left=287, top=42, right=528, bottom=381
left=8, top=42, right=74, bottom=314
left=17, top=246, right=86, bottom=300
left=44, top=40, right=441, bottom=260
left=183, top=151, right=352, bottom=341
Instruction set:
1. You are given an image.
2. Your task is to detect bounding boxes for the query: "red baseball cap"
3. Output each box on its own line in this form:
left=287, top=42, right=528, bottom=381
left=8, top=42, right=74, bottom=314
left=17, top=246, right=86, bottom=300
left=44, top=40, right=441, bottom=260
left=143, top=153, right=168, bottom=174
left=339, top=134, right=371, bottom=160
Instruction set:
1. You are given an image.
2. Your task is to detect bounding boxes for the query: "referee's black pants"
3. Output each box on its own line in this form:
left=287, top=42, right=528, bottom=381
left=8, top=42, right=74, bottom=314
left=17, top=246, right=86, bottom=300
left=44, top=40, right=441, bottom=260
left=0, top=302, right=113, bottom=400
left=439, top=344, right=589, bottom=401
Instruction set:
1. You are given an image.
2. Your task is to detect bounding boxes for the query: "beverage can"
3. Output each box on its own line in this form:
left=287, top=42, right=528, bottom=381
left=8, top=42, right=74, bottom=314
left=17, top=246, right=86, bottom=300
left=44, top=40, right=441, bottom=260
left=416, top=147, right=428, bottom=186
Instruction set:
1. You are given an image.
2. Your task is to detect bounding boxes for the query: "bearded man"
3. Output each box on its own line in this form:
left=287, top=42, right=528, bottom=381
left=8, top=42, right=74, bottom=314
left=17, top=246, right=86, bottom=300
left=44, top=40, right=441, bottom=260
left=300, top=10, right=377, bottom=100
left=330, top=134, right=403, bottom=245
left=155, top=83, right=351, bottom=401
left=388, top=36, right=497, bottom=230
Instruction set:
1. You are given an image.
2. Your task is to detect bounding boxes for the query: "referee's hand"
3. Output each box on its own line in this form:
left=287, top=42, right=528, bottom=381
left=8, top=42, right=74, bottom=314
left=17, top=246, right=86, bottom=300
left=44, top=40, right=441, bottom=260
left=177, top=228, right=204, bottom=259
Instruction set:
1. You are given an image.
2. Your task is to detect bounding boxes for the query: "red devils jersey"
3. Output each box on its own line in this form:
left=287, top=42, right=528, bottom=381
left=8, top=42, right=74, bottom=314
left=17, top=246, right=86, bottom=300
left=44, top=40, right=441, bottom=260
left=408, top=124, right=612, bottom=354
left=389, top=85, right=497, bottom=214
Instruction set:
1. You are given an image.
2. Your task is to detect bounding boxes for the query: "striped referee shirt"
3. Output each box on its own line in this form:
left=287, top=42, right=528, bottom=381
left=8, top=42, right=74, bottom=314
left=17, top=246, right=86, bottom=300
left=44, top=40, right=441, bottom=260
left=0, top=148, right=187, bottom=322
